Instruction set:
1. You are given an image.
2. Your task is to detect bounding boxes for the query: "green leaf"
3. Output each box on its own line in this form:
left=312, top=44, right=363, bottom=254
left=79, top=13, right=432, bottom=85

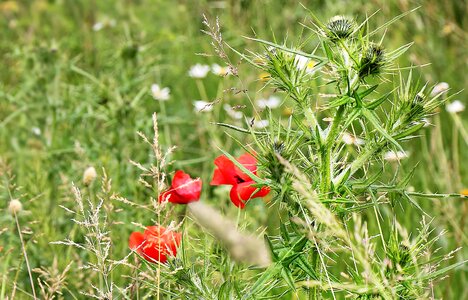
left=393, top=122, right=424, bottom=140
left=215, top=122, right=268, bottom=135
left=281, top=268, right=296, bottom=292
left=358, top=85, right=379, bottom=99
left=402, top=192, right=428, bottom=216
left=295, top=256, right=318, bottom=279
left=365, top=90, right=394, bottom=110
left=242, top=264, right=281, bottom=300
left=417, top=260, right=467, bottom=281
left=264, top=235, right=279, bottom=261
left=321, top=40, right=334, bottom=61
left=243, top=36, right=327, bottom=61
left=328, top=95, right=353, bottom=108
left=362, top=108, right=404, bottom=152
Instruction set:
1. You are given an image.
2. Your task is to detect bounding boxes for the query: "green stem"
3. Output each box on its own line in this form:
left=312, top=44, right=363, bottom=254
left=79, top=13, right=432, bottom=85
left=320, top=105, right=345, bottom=196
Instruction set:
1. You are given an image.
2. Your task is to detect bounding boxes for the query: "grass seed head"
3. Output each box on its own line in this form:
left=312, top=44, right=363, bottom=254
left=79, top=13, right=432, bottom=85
left=8, top=199, right=22, bottom=215
left=83, top=166, right=97, bottom=186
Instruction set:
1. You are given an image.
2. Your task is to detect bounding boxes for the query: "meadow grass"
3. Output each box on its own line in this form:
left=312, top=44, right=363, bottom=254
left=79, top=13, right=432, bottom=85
left=0, top=0, right=466, bottom=299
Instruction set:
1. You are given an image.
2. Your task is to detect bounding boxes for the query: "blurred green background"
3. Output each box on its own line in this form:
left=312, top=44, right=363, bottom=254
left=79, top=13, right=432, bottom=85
left=0, top=0, right=466, bottom=298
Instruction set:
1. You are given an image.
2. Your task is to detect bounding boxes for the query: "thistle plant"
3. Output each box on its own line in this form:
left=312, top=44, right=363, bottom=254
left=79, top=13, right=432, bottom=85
left=204, top=13, right=466, bottom=299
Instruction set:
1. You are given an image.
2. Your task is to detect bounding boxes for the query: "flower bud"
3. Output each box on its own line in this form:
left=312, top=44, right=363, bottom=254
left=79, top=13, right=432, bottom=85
left=358, top=44, right=385, bottom=78
left=8, top=199, right=22, bottom=215
left=83, top=166, right=97, bottom=186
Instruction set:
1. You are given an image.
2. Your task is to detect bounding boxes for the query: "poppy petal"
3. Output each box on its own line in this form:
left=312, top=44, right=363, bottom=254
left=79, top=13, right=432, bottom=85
left=211, top=155, right=238, bottom=185
left=128, top=231, right=145, bottom=255
left=229, top=185, right=247, bottom=208
left=236, top=153, right=258, bottom=182
left=210, top=168, right=228, bottom=185
left=159, top=189, right=183, bottom=203
left=171, top=170, right=202, bottom=203
left=232, top=181, right=270, bottom=204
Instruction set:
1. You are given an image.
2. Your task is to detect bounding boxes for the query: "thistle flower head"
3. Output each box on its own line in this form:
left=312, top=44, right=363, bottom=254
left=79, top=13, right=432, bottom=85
left=325, top=16, right=355, bottom=41
left=358, top=43, right=386, bottom=78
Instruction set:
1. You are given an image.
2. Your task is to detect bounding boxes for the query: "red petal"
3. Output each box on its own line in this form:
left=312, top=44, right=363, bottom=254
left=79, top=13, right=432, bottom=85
left=230, top=181, right=270, bottom=208
left=229, top=185, right=246, bottom=208
left=128, top=231, right=145, bottom=255
left=143, top=245, right=167, bottom=263
left=140, top=226, right=181, bottom=264
left=171, top=170, right=202, bottom=203
left=252, top=186, right=270, bottom=198
left=159, top=189, right=183, bottom=203
left=235, top=153, right=258, bottom=182
left=210, top=168, right=228, bottom=185
left=210, top=155, right=238, bottom=185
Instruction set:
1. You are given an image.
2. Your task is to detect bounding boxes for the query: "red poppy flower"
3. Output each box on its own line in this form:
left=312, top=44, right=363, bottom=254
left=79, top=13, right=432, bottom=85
left=211, top=153, right=270, bottom=208
left=128, top=225, right=181, bottom=264
left=159, top=170, right=202, bottom=204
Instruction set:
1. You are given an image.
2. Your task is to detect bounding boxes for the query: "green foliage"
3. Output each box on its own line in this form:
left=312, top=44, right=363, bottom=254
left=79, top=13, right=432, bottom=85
left=0, top=0, right=466, bottom=299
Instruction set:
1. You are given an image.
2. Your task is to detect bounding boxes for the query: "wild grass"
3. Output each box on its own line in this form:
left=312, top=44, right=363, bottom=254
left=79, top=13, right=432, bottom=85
left=0, top=0, right=466, bottom=299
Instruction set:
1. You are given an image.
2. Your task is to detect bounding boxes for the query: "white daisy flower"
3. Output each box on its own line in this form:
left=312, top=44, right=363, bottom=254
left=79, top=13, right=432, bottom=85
left=223, top=104, right=243, bottom=119
left=92, top=19, right=116, bottom=32
left=188, top=64, right=210, bottom=78
left=295, top=54, right=316, bottom=74
left=252, top=119, right=269, bottom=129
left=211, top=64, right=231, bottom=76
left=383, top=150, right=409, bottom=162
left=257, top=96, right=281, bottom=109
left=31, top=127, right=41, bottom=136
left=446, top=100, right=465, bottom=114
left=430, top=82, right=449, bottom=97
left=194, top=100, right=213, bottom=112
left=151, top=84, right=170, bottom=101
left=342, top=132, right=364, bottom=146
left=92, top=22, right=104, bottom=32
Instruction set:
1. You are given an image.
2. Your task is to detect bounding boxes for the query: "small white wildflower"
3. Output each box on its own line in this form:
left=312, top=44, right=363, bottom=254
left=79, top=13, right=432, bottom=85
left=83, top=166, right=97, bottom=186
left=256, top=96, right=281, bottom=109
left=223, top=104, right=243, bottom=119
left=252, top=119, right=269, bottom=129
left=295, top=54, right=316, bottom=74
left=194, top=100, right=213, bottom=112
left=8, top=199, right=23, bottom=215
left=430, top=82, right=449, bottom=97
left=188, top=64, right=210, bottom=78
left=446, top=100, right=465, bottom=114
left=92, top=18, right=116, bottom=32
left=92, top=22, right=104, bottom=31
left=342, top=132, right=364, bottom=146
left=31, top=127, right=41, bottom=136
left=211, top=64, right=230, bottom=76
left=151, top=84, right=170, bottom=101
left=384, top=151, right=409, bottom=162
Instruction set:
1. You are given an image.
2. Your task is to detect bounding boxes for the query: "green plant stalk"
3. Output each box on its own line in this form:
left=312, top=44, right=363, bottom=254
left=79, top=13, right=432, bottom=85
left=320, top=105, right=345, bottom=196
